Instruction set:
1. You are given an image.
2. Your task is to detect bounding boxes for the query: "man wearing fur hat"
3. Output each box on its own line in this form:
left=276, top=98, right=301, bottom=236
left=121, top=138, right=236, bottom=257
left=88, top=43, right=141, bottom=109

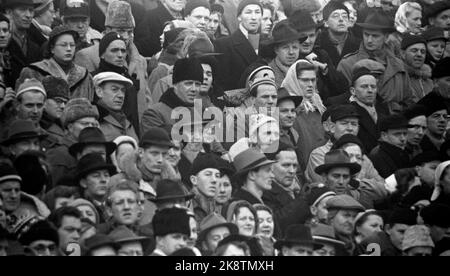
left=416, top=93, right=449, bottom=153
left=40, top=76, right=70, bottom=149
left=151, top=207, right=191, bottom=256
left=141, top=58, right=203, bottom=135
left=45, top=98, right=99, bottom=185
left=74, top=0, right=148, bottom=96
left=19, top=220, right=60, bottom=256
left=317, top=1, right=361, bottom=68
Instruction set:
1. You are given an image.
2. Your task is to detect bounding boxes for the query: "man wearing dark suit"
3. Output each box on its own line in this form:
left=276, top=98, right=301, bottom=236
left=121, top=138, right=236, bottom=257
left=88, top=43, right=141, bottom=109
left=134, top=0, right=185, bottom=58
left=214, top=0, right=263, bottom=91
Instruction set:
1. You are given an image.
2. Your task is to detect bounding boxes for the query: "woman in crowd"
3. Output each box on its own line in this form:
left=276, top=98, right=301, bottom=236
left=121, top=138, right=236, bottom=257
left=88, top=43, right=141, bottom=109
left=225, top=200, right=258, bottom=238
left=431, top=161, right=450, bottom=207
left=254, top=204, right=276, bottom=256
left=353, top=210, right=384, bottom=244
left=17, top=25, right=95, bottom=101
left=387, top=2, right=423, bottom=56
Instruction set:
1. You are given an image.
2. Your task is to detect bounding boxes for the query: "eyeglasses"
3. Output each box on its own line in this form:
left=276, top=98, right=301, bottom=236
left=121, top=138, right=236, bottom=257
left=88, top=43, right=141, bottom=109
left=55, top=43, right=76, bottom=49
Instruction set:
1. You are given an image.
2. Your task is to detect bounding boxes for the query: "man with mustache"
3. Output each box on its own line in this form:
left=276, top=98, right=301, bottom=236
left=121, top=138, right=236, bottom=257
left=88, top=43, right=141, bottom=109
left=2, top=0, right=42, bottom=89
left=369, top=114, right=411, bottom=178
left=93, top=72, right=138, bottom=142
left=190, top=153, right=222, bottom=225
left=401, top=34, right=434, bottom=101
left=417, top=93, right=450, bottom=153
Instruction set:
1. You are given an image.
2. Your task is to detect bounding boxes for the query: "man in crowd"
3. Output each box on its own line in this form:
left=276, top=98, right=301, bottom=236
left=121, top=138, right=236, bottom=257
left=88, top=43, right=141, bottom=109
left=1, top=119, right=47, bottom=159
left=275, top=224, right=322, bottom=256
left=197, top=212, right=238, bottom=256
left=401, top=34, right=434, bottom=100
left=306, top=104, right=360, bottom=183
left=417, top=93, right=449, bottom=152
left=318, top=1, right=360, bottom=67
left=184, top=0, right=211, bottom=33
left=40, top=76, right=70, bottom=149
left=403, top=104, right=429, bottom=159
left=60, top=0, right=93, bottom=50
left=263, top=145, right=310, bottom=238
left=15, top=78, right=46, bottom=124
left=3, top=0, right=42, bottom=86
left=277, top=89, right=302, bottom=150
left=48, top=206, right=82, bottom=256
left=46, top=98, right=99, bottom=185
left=93, top=72, right=138, bottom=142
left=337, top=11, right=413, bottom=113
left=215, top=0, right=263, bottom=91
left=151, top=207, right=191, bottom=256
left=141, top=58, right=203, bottom=135
left=75, top=153, right=116, bottom=223
left=369, top=114, right=411, bottom=178
left=19, top=220, right=59, bottom=256
left=189, top=153, right=221, bottom=225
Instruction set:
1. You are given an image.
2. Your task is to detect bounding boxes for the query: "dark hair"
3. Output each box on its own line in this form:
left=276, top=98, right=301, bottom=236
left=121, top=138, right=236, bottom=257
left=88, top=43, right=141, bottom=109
left=296, top=62, right=317, bottom=78
left=0, top=14, right=10, bottom=26
left=48, top=206, right=82, bottom=228
left=227, top=201, right=258, bottom=233
left=253, top=203, right=273, bottom=216
left=262, top=3, right=275, bottom=15
left=214, top=241, right=250, bottom=256
left=354, top=210, right=383, bottom=236
left=43, top=186, right=80, bottom=211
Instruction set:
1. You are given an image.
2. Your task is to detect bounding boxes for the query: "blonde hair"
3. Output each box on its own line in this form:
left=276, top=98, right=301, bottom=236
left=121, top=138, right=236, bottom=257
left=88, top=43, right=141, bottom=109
left=395, top=2, right=422, bottom=34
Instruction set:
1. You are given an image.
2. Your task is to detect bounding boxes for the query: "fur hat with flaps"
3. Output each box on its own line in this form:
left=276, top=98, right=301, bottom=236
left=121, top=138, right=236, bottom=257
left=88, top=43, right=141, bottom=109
left=105, top=0, right=135, bottom=29
left=61, top=98, right=99, bottom=128
left=42, top=76, right=70, bottom=101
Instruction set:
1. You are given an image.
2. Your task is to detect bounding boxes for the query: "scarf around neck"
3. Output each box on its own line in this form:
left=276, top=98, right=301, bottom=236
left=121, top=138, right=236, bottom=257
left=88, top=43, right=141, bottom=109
left=281, top=60, right=326, bottom=115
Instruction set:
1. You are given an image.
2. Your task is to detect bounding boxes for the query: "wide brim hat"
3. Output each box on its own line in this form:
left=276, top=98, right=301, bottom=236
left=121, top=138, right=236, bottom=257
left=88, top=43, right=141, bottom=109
left=0, top=119, right=48, bottom=146
left=233, top=149, right=276, bottom=178
left=1, top=131, right=48, bottom=147
left=150, top=180, right=195, bottom=203
left=313, top=235, right=345, bottom=247
left=356, top=11, right=395, bottom=32
left=69, top=141, right=116, bottom=157
left=315, top=161, right=361, bottom=175
left=108, top=226, right=151, bottom=249
left=274, top=224, right=323, bottom=251
left=277, top=87, right=303, bottom=108
left=262, top=20, right=308, bottom=47
left=314, top=149, right=361, bottom=175
left=198, top=222, right=239, bottom=244
left=75, top=162, right=116, bottom=181
left=288, top=10, right=324, bottom=33
left=3, top=0, right=40, bottom=9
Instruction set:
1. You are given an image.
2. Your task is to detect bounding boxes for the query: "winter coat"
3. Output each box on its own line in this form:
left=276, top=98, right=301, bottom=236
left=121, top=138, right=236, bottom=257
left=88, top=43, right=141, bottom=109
left=262, top=180, right=311, bottom=239
left=140, top=87, right=196, bottom=135
left=296, top=113, right=328, bottom=177
left=45, top=135, right=77, bottom=186
left=40, top=111, right=65, bottom=150
left=298, top=48, right=350, bottom=100
left=95, top=102, right=139, bottom=143
left=18, top=58, right=94, bottom=101
left=214, top=29, right=260, bottom=91
left=134, top=2, right=175, bottom=58
left=5, top=36, right=42, bottom=89
left=406, top=64, right=434, bottom=101
left=94, top=60, right=143, bottom=137
left=337, top=44, right=414, bottom=112
left=317, top=30, right=361, bottom=68
left=369, top=141, right=411, bottom=178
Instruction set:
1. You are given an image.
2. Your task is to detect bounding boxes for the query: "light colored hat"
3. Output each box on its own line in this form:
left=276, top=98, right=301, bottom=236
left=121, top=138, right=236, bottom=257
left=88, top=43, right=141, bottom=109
left=105, top=0, right=135, bottom=29
left=431, top=161, right=450, bottom=201
left=402, top=225, right=434, bottom=252
left=16, top=78, right=46, bottom=99
left=93, top=72, right=133, bottom=87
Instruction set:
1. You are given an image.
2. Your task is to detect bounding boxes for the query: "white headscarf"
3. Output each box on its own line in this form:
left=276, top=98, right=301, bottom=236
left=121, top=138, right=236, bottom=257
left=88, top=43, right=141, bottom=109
left=281, top=60, right=326, bottom=115
left=431, top=161, right=450, bottom=201
left=395, top=2, right=422, bottom=34
left=110, top=136, right=139, bottom=172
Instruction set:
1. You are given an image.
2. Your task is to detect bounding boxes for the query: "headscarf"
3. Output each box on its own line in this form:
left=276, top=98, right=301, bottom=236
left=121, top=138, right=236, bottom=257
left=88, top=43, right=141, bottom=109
left=110, top=136, right=139, bottom=173
left=431, top=161, right=450, bottom=201
left=281, top=60, right=326, bottom=115
left=395, top=2, right=422, bottom=34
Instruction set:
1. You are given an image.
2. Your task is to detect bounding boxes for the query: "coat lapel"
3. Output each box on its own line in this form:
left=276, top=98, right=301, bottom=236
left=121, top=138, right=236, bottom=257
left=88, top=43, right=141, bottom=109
left=232, top=30, right=257, bottom=66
